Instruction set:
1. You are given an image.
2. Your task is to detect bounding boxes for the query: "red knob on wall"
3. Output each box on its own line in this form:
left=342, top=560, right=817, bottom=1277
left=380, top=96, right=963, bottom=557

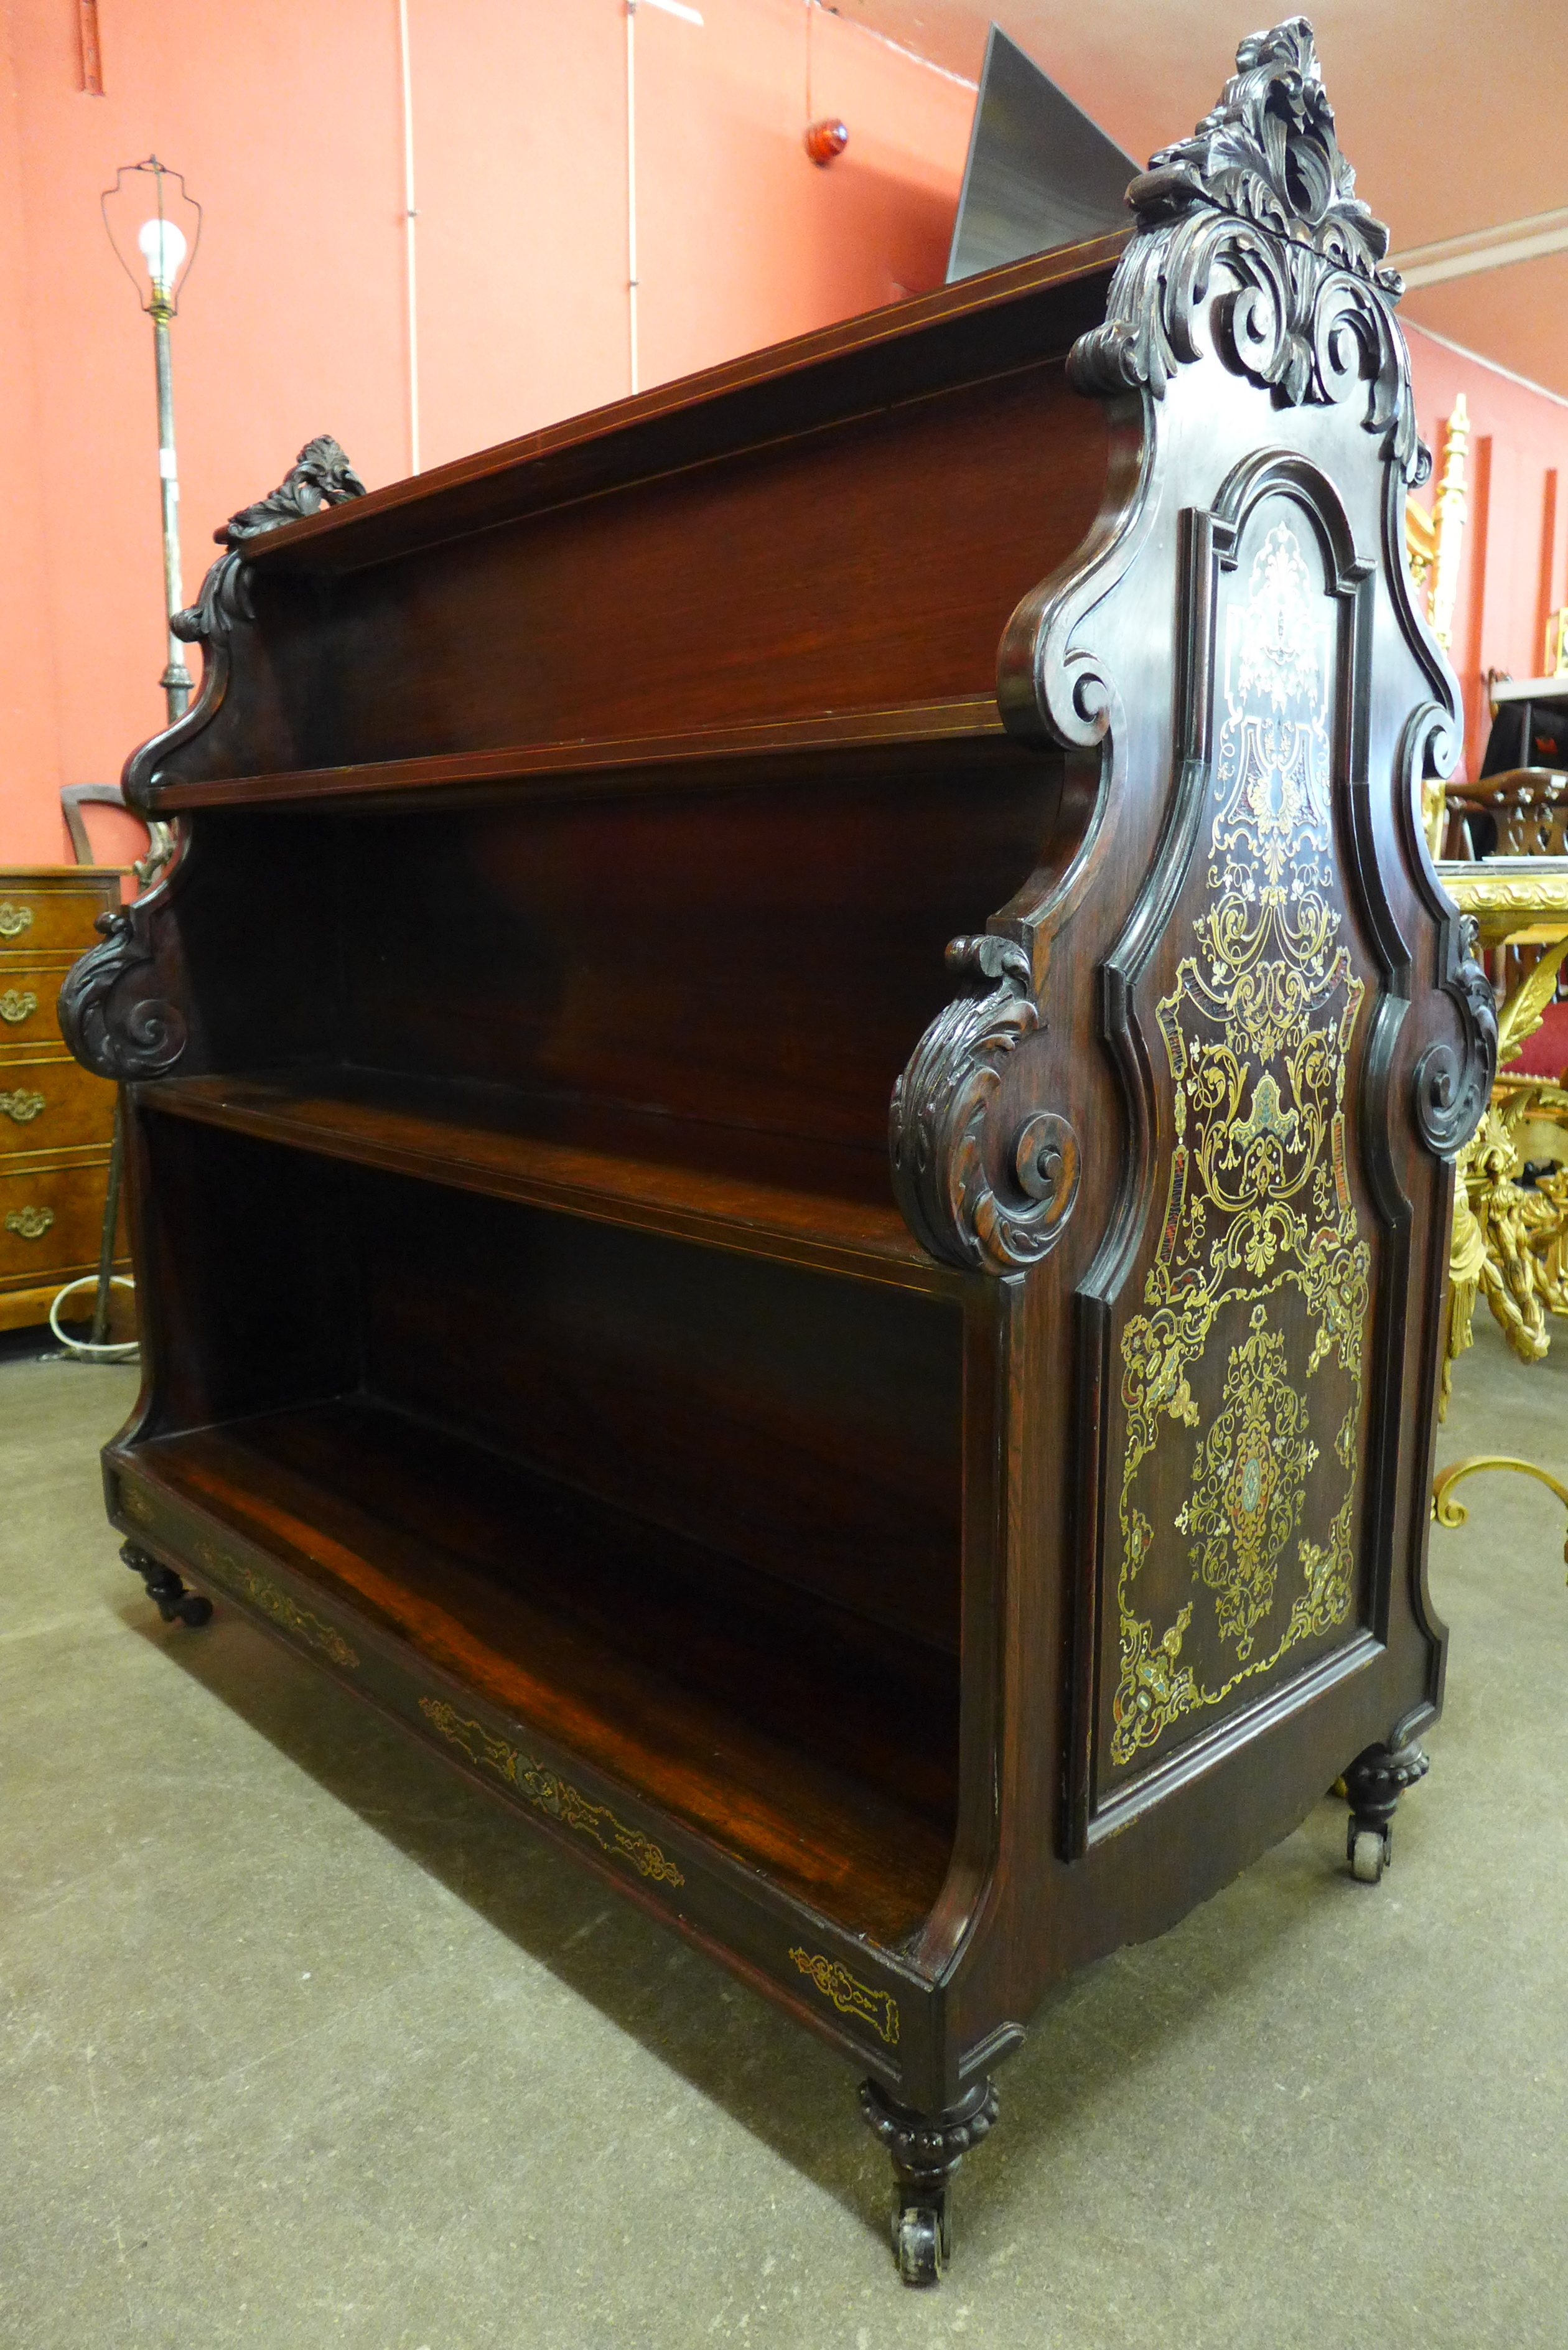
left=804, top=119, right=849, bottom=165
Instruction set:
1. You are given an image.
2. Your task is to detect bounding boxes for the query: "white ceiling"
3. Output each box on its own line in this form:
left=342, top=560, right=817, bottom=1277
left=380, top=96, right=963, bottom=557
left=833, top=0, right=1568, bottom=395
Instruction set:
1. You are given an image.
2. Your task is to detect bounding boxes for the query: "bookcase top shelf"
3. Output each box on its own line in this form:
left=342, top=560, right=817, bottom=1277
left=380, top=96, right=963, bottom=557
left=233, top=236, right=1126, bottom=583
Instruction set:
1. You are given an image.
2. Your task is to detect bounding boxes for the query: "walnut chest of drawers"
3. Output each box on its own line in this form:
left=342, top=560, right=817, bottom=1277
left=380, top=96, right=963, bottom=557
left=0, top=868, right=126, bottom=1329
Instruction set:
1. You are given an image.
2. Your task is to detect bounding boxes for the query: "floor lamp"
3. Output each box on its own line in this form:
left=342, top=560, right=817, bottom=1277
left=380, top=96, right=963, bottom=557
left=80, top=161, right=202, bottom=1351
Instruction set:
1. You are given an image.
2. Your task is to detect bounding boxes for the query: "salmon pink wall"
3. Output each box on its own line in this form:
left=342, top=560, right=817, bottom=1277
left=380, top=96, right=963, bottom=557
left=1404, top=321, right=1568, bottom=782
left=0, top=0, right=971, bottom=867
left=4, top=0, right=408, bottom=865
left=0, top=9, right=65, bottom=851
left=14, top=6, right=1565, bottom=879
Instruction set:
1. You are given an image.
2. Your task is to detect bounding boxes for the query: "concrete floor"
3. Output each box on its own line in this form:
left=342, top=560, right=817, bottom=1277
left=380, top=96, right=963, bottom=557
left=1, top=1313, right=1564, bottom=2350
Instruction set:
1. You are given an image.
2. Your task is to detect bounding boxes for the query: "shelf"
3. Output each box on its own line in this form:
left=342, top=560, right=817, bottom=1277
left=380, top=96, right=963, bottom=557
left=130, top=1397, right=959, bottom=1944
left=230, top=235, right=1124, bottom=580
left=146, top=695, right=1020, bottom=813
left=139, top=1067, right=959, bottom=1291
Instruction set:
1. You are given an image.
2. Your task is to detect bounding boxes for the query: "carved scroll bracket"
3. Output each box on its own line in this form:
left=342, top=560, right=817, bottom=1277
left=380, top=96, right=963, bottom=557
left=1393, top=706, right=1497, bottom=1164
left=1413, top=911, right=1497, bottom=1160
left=124, top=434, right=365, bottom=815
left=174, top=434, right=366, bottom=651
left=64, top=438, right=365, bottom=1083
left=890, top=935, right=1081, bottom=1274
left=57, top=850, right=190, bottom=1082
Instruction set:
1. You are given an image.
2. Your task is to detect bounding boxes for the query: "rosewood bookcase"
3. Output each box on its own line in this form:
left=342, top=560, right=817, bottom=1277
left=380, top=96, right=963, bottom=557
left=63, top=21, right=1495, bottom=2285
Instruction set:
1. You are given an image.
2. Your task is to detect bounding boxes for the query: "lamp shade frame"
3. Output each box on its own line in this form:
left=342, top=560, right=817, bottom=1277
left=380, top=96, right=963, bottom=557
left=101, top=156, right=202, bottom=316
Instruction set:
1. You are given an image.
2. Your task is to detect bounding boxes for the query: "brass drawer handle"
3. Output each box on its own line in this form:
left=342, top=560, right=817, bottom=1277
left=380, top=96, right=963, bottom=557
left=0, top=1088, right=45, bottom=1123
left=0, top=989, right=37, bottom=1024
left=4, top=1205, right=54, bottom=1239
left=0, top=904, right=34, bottom=939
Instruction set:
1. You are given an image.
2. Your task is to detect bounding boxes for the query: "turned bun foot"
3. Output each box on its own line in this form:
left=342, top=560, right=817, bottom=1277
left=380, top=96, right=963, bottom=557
left=121, top=1540, right=213, bottom=1627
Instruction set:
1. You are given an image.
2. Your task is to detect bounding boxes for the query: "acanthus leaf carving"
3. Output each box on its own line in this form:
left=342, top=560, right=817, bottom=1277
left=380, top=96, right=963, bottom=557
left=889, top=935, right=1081, bottom=1274
left=57, top=860, right=190, bottom=1082
left=217, top=433, right=367, bottom=544
left=172, top=433, right=366, bottom=650
left=1068, top=17, right=1427, bottom=487
left=1413, top=911, right=1497, bottom=1159
left=67, top=439, right=366, bottom=1082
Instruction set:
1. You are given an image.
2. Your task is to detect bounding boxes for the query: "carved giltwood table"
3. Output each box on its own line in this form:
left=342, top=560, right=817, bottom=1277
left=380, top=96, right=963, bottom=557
left=1435, top=858, right=1568, bottom=1397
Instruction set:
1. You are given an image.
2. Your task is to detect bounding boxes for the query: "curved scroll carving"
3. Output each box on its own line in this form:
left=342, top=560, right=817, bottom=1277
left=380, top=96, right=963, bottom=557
left=57, top=845, right=190, bottom=1082
left=173, top=433, right=366, bottom=650
left=1413, top=911, right=1497, bottom=1159
left=122, top=435, right=366, bottom=818
left=65, top=438, right=366, bottom=1078
left=1070, top=18, right=1426, bottom=487
left=1390, top=701, right=1497, bottom=1164
left=889, top=935, right=1080, bottom=1273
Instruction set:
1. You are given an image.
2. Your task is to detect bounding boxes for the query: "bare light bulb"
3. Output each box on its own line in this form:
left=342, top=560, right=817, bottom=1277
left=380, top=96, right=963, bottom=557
left=136, top=215, right=187, bottom=289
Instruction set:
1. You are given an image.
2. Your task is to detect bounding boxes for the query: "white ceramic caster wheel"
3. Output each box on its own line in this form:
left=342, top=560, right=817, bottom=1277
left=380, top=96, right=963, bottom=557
left=1351, top=1827, right=1385, bottom=1884
left=896, top=2204, right=945, bottom=2287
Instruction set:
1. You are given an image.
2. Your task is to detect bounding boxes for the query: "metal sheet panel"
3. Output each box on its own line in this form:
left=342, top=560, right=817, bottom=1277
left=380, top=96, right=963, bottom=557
left=946, top=24, right=1136, bottom=283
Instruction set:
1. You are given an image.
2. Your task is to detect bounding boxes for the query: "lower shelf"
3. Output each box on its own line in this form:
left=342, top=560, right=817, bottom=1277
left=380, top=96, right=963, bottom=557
left=139, top=1067, right=953, bottom=1291
left=124, top=1395, right=959, bottom=1945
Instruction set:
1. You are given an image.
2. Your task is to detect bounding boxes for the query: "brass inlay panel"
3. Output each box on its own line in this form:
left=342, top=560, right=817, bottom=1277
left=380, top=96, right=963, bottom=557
left=1113, top=520, right=1369, bottom=1767
left=418, top=1697, right=684, bottom=1886
left=121, top=1483, right=155, bottom=1525
left=4, top=1205, right=54, bottom=1240
left=0, top=990, right=38, bottom=1024
left=1176, top=1304, right=1322, bottom=1659
left=194, top=1540, right=360, bottom=1670
left=0, top=904, right=34, bottom=940
left=0, top=1089, right=46, bottom=1123
left=788, top=1947, right=900, bottom=2047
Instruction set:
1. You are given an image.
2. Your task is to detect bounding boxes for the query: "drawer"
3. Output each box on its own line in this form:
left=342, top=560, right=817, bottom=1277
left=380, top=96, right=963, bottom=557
left=0, top=1158, right=113, bottom=1286
left=0, top=1054, right=116, bottom=1155
left=0, top=966, right=62, bottom=1051
left=0, top=873, right=121, bottom=955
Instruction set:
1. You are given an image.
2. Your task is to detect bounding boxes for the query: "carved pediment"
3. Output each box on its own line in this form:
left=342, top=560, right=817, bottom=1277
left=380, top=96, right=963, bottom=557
left=1070, top=16, right=1427, bottom=485
left=1131, top=16, right=1390, bottom=279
